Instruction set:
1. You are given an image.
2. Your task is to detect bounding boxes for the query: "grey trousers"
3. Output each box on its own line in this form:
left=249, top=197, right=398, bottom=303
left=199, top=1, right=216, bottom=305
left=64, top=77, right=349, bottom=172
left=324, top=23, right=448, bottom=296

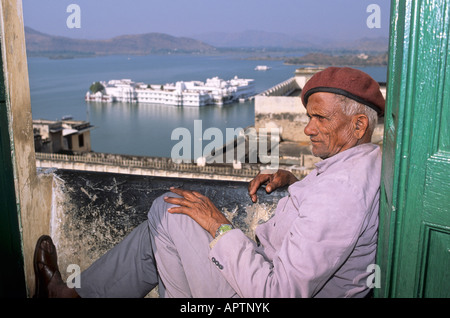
left=75, top=193, right=238, bottom=298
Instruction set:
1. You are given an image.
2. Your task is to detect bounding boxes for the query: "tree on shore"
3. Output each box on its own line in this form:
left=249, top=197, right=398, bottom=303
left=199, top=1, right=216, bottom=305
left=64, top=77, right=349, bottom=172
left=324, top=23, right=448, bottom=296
left=90, top=82, right=105, bottom=93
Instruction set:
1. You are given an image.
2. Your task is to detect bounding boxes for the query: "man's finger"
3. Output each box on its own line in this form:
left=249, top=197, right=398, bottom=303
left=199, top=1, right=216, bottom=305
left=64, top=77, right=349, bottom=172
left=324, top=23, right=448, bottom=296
left=191, top=190, right=206, bottom=200
left=248, top=174, right=271, bottom=200
left=170, top=187, right=200, bottom=201
left=248, top=175, right=263, bottom=195
left=248, top=180, right=261, bottom=202
left=167, top=205, right=192, bottom=216
left=266, top=177, right=283, bottom=193
left=164, top=195, right=195, bottom=208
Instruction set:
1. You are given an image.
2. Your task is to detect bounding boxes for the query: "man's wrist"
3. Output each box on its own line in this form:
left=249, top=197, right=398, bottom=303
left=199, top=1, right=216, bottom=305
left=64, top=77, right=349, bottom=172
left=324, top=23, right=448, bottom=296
left=215, top=224, right=234, bottom=238
left=210, top=224, right=234, bottom=249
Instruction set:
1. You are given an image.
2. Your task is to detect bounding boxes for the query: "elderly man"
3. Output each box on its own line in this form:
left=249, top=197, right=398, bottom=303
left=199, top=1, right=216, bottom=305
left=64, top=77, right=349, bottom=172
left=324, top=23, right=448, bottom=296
left=34, top=67, right=384, bottom=298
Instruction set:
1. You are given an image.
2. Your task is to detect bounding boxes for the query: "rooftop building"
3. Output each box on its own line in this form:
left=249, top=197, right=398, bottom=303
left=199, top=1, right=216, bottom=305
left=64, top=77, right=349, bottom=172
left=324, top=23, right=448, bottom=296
left=33, top=118, right=94, bottom=154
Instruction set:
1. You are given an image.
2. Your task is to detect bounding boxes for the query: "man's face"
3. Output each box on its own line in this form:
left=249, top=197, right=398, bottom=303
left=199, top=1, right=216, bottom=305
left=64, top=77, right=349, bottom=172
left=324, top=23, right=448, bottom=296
left=304, top=92, right=356, bottom=159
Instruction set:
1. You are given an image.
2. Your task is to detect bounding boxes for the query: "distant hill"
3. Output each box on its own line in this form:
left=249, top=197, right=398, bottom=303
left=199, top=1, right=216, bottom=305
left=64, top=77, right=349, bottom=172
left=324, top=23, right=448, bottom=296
left=284, top=52, right=389, bottom=67
left=192, top=30, right=388, bottom=53
left=320, top=37, right=389, bottom=53
left=25, top=27, right=389, bottom=59
left=25, top=27, right=217, bottom=58
left=192, top=30, right=316, bottom=49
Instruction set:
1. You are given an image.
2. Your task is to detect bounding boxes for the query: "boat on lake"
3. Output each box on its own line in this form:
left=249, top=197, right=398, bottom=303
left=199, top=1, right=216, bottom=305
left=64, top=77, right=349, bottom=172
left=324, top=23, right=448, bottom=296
left=254, top=65, right=271, bottom=71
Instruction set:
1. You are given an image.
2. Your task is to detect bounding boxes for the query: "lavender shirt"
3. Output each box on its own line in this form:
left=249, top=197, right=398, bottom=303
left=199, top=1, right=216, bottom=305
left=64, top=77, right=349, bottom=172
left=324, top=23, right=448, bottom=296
left=209, top=143, right=382, bottom=297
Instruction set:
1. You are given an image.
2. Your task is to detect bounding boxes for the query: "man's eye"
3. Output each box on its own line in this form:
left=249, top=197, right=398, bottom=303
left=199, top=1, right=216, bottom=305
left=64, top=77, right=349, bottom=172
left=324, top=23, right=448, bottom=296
left=307, top=114, right=325, bottom=120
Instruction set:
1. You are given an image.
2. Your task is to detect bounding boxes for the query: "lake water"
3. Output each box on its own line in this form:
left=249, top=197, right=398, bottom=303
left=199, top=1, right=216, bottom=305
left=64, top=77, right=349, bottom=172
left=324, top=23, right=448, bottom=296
left=27, top=54, right=387, bottom=158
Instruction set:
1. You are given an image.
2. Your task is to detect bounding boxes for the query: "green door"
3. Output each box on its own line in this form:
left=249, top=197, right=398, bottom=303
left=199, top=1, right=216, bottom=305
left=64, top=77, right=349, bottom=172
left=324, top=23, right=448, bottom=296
left=0, top=45, right=27, bottom=297
left=376, top=0, right=450, bottom=297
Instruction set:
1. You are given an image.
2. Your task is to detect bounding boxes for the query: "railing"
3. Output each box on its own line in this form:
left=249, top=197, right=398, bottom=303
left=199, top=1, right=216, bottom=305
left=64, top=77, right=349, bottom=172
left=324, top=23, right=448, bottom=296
left=35, top=152, right=311, bottom=180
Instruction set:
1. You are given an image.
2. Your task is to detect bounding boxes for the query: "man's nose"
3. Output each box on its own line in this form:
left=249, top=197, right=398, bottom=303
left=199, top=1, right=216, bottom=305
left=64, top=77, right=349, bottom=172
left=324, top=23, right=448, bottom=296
left=304, top=119, right=317, bottom=136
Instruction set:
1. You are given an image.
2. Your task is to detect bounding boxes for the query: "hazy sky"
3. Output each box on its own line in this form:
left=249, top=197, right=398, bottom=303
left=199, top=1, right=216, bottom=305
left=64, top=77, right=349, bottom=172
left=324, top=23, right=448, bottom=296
left=22, top=0, right=391, bottom=41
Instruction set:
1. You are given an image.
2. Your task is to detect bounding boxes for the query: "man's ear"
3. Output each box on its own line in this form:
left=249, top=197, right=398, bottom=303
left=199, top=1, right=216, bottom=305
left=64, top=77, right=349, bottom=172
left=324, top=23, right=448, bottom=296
left=352, top=114, right=369, bottom=140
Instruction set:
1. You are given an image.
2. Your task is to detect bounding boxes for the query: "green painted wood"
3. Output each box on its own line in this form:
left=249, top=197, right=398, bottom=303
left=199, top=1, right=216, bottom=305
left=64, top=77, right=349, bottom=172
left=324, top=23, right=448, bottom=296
left=376, top=0, right=450, bottom=298
left=0, top=42, right=27, bottom=298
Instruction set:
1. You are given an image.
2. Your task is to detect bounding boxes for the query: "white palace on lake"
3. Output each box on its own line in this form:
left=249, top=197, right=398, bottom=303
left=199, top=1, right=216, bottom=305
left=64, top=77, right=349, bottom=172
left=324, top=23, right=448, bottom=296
left=85, top=76, right=255, bottom=107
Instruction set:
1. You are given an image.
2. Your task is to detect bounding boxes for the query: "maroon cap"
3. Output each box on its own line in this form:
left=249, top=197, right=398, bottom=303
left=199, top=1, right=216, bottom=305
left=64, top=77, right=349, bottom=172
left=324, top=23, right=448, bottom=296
left=301, top=67, right=385, bottom=117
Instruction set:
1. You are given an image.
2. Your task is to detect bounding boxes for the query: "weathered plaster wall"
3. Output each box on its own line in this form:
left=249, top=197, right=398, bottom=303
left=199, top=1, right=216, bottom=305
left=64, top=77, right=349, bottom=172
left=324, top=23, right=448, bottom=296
left=255, top=95, right=310, bottom=143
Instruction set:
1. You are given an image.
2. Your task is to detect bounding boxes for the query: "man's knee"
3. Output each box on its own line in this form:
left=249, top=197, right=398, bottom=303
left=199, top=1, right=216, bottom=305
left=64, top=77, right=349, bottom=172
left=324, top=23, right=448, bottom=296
left=147, top=192, right=181, bottom=231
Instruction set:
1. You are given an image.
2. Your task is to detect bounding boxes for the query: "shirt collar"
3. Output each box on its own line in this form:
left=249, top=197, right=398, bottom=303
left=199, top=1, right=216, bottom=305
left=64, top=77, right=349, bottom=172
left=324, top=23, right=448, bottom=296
left=314, top=143, right=378, bottom=175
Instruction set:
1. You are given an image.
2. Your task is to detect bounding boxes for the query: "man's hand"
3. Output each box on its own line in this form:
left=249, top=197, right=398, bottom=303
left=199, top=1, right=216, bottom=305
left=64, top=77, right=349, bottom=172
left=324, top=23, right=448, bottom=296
left=248, top=169, right=298, bottom=203
left=164, top=187, right=231, bottom=238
